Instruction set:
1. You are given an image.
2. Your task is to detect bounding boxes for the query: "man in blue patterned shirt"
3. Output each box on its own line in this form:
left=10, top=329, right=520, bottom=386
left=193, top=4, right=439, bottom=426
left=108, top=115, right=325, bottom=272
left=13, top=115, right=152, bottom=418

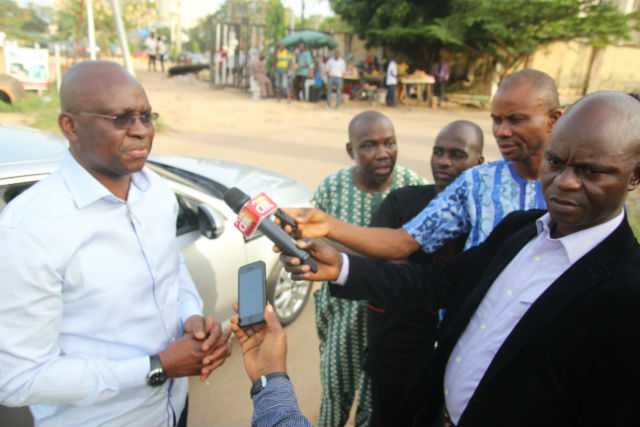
left=285, top=69, right=562, bottom=259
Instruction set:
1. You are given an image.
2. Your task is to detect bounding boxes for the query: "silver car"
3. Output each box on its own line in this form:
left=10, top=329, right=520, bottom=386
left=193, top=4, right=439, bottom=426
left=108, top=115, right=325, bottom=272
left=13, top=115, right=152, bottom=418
left=0, top=125, right=314, bottom=326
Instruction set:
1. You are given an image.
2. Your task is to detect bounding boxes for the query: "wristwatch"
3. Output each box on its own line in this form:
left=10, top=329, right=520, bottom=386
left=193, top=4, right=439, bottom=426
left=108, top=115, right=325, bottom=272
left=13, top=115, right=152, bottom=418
left=146, top=354, right=167, bottom=387
left=250, top=372, right=290, bottom=398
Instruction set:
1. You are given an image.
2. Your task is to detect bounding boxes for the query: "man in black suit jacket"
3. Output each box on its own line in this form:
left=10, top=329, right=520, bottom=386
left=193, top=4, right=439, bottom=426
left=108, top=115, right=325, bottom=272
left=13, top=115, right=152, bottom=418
left=280, top=91, right=640, bottom=426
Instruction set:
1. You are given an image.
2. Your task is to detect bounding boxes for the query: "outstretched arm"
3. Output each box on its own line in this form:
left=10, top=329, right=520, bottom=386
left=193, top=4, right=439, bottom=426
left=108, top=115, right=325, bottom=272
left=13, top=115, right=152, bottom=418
left=281, top=207, right=420, bottom=261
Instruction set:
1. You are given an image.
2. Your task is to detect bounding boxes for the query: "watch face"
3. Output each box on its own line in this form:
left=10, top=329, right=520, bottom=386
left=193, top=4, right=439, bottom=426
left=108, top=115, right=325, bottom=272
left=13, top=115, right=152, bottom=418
left=147, top=370, right=167, bottom=387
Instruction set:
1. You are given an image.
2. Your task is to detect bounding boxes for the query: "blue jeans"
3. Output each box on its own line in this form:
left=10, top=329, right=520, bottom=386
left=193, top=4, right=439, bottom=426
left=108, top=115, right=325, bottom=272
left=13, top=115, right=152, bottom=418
left=386, top=84, right=396, bottom=106
left=327, top=76, right=343, bottom=108
left=275, top=70, right=288, bottom=97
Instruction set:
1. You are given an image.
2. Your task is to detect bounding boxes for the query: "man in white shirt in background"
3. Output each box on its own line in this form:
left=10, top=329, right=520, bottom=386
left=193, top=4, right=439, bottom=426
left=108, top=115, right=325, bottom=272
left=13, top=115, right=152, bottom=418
left=0, top=61, right=232, bottom=426
left=385, top=56, right=398, bottom=107
left=326, top=50, right=347, bottom=110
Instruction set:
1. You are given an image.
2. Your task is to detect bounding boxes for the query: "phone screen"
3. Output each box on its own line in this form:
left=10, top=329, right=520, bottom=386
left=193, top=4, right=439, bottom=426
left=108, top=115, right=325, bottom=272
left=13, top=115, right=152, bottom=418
left=238, top=261, right=266, bottom=326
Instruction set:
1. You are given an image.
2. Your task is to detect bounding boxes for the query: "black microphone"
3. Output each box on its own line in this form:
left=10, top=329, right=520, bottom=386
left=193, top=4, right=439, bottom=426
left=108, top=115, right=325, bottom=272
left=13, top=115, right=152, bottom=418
left=223, top=187, right=318, bottom=273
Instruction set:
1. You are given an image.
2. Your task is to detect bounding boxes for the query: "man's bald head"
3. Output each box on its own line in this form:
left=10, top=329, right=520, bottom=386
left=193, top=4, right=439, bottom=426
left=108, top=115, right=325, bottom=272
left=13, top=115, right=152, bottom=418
left=497, top=69, right=559, bottom=112
left=348, top=110, right=393, bottom=142
left=541, top=90, right=640, bottom=237
left=437, top=120, right=484, bottom=154
left=60, top=61, right=142, bottom=112
left=559, top=91, right=640, bottom=148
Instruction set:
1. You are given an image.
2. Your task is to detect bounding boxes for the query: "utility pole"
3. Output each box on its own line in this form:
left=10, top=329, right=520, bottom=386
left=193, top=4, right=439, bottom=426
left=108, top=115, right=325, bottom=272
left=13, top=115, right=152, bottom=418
left=87, top=0, right=96, bottom=60
left=109, top=0, right=135, bottom=76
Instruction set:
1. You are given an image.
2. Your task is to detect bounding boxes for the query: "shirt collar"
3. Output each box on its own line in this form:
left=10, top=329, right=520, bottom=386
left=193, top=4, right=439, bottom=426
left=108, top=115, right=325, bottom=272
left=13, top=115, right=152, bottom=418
left=535, top=211, right=624, bottom=264
left=60, top=150, right=151, bottom=209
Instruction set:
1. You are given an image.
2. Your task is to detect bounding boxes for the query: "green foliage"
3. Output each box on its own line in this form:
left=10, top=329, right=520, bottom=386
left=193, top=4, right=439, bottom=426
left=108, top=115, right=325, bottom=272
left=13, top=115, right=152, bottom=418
left=318, top=15, right=353, bottom=33
left=0, top=0, right=52, bottom=42
left=331, top=0, right=638, bottom=77
left=215, top=0, right=268, bottom=22
left=264, top=0, right=286, bottom=70
left=429, top=0, right=635, bottom=75
left=185, top=16, right=211, bottom=53
left=0, top=87, right=61, bottom=133
left=54, top=0, right=156, bottom=48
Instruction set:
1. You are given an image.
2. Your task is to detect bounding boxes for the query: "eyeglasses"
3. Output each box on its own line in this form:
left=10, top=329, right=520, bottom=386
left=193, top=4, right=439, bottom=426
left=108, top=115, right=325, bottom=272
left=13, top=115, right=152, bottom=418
left=69, top=111, right=159, bottom=129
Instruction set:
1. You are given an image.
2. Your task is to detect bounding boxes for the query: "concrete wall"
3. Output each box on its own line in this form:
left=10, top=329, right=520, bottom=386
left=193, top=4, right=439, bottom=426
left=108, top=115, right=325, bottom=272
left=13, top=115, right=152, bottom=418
left=530, top=41, right=640, bottom=100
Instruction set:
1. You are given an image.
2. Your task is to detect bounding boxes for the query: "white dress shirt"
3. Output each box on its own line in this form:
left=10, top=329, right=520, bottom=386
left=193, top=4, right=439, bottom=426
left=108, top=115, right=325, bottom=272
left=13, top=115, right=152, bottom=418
left=333, top=211, right=624, bottom=424
left=326, top=57, right=346, bottom=78
left=0, top=152, right=203, bottom=426
left=443, top=211, right=624, bottom=424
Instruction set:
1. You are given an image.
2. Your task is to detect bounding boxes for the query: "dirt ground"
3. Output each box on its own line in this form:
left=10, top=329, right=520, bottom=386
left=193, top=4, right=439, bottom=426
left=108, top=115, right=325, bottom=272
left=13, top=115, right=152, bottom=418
left=0, top=65, right=502, bottom=427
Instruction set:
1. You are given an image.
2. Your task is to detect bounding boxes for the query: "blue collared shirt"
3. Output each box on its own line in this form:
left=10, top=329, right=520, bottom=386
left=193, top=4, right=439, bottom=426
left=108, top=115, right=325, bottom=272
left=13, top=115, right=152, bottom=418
left=404, top=159, right=546, bottom=252
left=252, top=378, right=312, bottom=427
left=443, top=211, right=624, bottom=424
left=0, top=152, right=203, bottom=426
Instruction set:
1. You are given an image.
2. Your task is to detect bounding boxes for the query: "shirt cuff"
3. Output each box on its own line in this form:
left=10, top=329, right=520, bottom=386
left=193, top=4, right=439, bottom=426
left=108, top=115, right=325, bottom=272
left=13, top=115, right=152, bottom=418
left=113, top=355, right=151, bottom=391
left=331, top=253, right=349, bottom=286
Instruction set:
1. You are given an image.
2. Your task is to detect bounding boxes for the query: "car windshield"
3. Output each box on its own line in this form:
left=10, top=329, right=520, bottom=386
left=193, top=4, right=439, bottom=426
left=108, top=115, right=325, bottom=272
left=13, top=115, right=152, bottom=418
left=147, top=160, right=227, bottom=198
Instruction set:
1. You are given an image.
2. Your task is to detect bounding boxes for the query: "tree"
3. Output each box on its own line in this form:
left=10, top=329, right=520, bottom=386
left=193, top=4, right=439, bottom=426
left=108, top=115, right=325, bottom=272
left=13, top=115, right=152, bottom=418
left=0, top=0, right=52, bottom=42
left=55, top=0, right=156, bottom=48
left=329, top=0, right=451, bottom=67
left=427, top=0, right=639, bottom=80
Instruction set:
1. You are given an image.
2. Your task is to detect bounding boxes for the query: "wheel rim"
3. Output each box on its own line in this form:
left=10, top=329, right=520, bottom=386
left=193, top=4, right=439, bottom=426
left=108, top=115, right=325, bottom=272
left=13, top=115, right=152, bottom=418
left=273, top=267, right=310, bottom=320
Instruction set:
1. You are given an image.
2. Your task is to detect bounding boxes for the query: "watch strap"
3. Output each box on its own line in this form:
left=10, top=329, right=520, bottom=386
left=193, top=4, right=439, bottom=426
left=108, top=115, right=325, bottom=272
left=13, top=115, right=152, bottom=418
left=250, top=372, right=290, bottom=398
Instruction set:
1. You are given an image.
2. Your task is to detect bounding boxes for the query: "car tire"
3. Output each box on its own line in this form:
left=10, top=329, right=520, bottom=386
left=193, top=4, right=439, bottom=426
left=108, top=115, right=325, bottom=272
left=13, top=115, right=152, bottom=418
left=267, top=261, right=312, bottom=326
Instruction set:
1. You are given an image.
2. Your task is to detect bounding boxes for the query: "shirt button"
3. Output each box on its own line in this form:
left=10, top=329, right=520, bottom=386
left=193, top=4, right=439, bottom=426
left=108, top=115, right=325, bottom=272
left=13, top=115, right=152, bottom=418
left=533, top=254, right=541, bottom=261
left=530, top=183, right=536, bottom=188
left=506, top=290, right=513, bottom=296
left=160, top=305, right=165, bottom=312
left=455, top=356, right=461, bottom=363
left=434, top=341, right=439, bottom=349
left=444, top=389, right=449, bottom=396
left=480, top=324, right=486, bottom=330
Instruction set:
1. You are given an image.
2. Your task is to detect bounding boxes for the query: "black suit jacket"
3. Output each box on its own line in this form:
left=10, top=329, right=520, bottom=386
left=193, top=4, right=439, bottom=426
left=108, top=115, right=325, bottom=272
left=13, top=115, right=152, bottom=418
left=330, top=210, right=640, bottom=426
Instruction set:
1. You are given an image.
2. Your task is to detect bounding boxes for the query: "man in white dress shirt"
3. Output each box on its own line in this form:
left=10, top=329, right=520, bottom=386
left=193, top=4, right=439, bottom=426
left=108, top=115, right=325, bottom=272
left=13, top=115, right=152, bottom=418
left=0, top=61, right=232, bottom=426
left=326, top=50, right=346, bottom=109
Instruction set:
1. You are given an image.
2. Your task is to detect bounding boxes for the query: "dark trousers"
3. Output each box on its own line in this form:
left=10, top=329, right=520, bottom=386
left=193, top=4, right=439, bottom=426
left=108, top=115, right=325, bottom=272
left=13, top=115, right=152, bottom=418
left=386, top=84, right=396, bottom=106
left=294, top=75, right=306, bottom=100
left=370, top=376, right=407, bottom=426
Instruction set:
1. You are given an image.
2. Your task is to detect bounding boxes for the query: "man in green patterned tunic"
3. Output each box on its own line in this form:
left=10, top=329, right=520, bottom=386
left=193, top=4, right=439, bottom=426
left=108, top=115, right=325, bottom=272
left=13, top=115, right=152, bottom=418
left=313, top=111, right=427, bottom=426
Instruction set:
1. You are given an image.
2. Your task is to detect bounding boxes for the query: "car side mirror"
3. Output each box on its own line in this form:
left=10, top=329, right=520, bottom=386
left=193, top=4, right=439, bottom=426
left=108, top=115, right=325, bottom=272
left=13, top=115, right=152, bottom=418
left=197, top=204, right=224, bottom=239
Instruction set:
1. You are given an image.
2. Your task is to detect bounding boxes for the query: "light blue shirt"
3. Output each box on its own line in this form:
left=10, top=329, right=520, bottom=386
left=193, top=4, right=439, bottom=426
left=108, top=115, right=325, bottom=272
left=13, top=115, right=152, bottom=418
left=443, top=211, right=624, bottom=424
left=404, top=159, right=546, bottom=252
left=0, top=152, right=203, bottom=426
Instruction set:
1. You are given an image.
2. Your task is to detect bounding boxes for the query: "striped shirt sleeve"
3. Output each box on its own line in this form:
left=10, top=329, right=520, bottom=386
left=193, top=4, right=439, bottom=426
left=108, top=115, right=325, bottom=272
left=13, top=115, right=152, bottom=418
left=251, top=378, right=313, bottom=427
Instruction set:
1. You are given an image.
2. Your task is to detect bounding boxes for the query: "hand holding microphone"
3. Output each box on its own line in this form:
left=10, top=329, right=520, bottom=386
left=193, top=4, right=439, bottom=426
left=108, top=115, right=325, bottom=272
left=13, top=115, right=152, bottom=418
left=223, top=187, right=318, bottom=273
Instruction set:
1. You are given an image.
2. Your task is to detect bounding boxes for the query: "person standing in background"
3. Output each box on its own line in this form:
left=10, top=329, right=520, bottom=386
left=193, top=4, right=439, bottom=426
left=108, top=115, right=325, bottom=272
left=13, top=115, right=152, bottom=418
left=157, top=36, right=167, bottom=73
left=294, top=43, right=313, bottom=100
left=275, top=44, right=292, bottom=102
left=144, top=32, right=157, bottom=72
left=431, top=56, right=450, bottom=107
left=326, top=50, right=347, bottom=110
left=312, top=111, right=427, bottom=427
left=385, top=57, right=398, bottom=107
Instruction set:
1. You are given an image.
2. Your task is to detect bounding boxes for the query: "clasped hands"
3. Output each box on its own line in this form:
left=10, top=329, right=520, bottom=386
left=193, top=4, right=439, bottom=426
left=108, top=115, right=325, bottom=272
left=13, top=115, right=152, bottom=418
left=159, top=315, right=232, bottom=381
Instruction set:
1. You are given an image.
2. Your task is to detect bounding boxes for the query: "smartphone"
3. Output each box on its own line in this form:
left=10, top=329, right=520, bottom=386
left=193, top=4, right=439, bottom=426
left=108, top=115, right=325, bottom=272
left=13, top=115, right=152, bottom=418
left=238, top=260, right=267, bottom=327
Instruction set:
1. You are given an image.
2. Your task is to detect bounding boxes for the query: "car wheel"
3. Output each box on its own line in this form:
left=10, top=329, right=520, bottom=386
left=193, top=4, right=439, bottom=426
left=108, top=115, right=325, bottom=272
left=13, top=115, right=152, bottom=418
left=268, top=262, right=312, bottom=326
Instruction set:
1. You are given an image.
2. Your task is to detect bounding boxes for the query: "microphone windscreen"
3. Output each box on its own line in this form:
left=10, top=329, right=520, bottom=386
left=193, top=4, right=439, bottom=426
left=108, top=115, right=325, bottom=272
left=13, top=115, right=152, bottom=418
left=223, top=187, right=251, bottom=213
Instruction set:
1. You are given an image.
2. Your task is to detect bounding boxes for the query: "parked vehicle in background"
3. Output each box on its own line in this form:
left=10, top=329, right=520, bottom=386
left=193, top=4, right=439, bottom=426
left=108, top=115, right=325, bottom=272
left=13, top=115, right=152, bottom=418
left=0, top=124, right=314, bottom=326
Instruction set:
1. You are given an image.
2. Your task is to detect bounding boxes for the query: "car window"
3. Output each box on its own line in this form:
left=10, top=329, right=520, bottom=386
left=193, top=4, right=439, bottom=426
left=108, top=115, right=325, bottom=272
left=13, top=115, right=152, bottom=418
left=176, top=194, right=199, bottom=236
left=0, top=181, right=37, bottom=213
